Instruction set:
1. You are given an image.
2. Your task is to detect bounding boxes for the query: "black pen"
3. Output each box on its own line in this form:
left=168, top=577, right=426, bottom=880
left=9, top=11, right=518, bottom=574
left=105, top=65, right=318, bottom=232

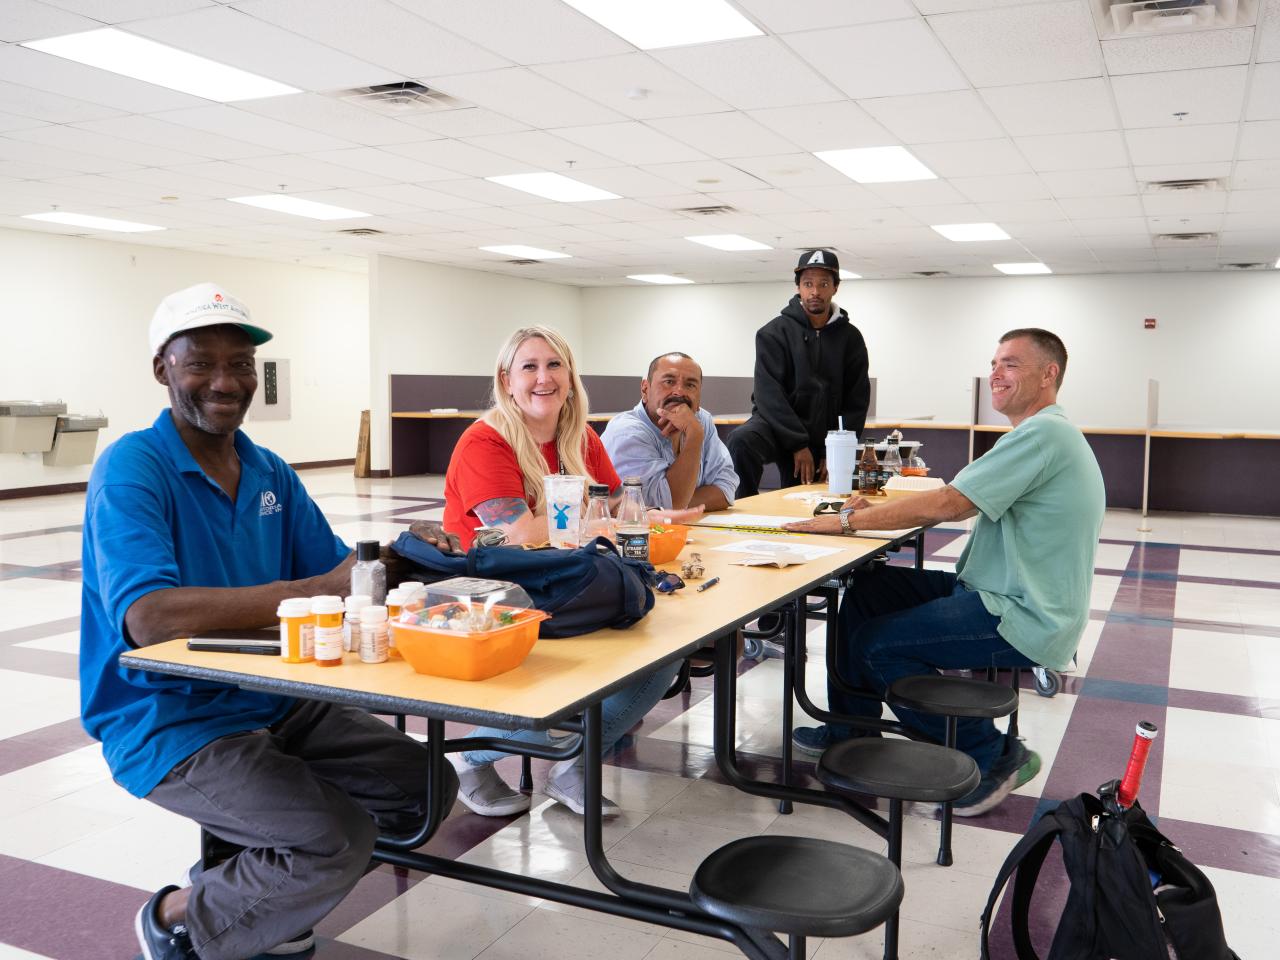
left=696, top=576, right=721, bottom=592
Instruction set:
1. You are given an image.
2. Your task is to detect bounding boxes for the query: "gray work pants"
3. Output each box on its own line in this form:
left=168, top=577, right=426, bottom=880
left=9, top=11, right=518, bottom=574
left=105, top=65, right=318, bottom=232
left=146, top=699, right=452, bottom=960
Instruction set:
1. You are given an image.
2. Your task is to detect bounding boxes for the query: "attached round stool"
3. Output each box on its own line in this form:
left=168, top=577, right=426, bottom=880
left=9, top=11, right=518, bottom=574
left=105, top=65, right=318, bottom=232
left=887, top=674, right=1019, bottom=868
left=690, top=835, right=902, bottom=958
left=817, top=739, right=979, bottom=960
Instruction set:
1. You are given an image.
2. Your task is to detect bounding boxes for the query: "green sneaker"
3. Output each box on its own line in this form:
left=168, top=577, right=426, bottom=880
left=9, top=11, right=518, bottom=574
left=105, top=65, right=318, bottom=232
left=954, top=740, right=1040, bottom=817
left=1014, top=748, right=1042, bottom=789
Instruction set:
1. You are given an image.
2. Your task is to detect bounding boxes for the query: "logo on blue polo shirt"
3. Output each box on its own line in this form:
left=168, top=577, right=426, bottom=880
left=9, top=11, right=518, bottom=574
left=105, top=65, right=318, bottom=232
left=260, top=490, right=282, bottom=517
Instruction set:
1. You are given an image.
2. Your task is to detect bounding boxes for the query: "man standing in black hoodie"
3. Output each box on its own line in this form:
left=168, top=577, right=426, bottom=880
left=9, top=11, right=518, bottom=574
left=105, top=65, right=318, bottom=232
left=729, top=250, right=870, bottom=497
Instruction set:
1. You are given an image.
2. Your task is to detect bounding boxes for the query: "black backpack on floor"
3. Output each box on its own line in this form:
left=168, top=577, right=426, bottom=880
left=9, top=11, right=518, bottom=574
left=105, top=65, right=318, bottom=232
left=390, top=533, right=654, bottom=638
left=980, top=781, right=1238, bottom=960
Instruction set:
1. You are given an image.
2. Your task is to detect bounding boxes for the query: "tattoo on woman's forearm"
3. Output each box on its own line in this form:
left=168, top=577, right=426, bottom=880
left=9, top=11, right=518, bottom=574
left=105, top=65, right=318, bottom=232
left=476, top=497, right=530, bottom=527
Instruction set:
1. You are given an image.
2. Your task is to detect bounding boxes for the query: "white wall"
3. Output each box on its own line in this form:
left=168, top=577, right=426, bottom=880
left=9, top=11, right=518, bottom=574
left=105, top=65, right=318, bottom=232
left=580, top=271, right=1280, bottom=431
left=0, top=229, right=368, bottom=491
left=367, top=255, right=583, bottom=471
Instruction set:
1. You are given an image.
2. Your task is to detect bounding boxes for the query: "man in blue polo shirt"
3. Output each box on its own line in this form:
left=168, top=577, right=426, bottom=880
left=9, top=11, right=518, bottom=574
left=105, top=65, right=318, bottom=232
left=81, top=282, right=456, bottom=960
left=785, top=328, right=1104, bottom=816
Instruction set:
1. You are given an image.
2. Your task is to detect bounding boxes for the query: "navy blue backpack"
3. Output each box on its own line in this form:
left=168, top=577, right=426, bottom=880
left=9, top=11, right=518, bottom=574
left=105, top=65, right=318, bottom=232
left=390, top=533, right=655, bottom=638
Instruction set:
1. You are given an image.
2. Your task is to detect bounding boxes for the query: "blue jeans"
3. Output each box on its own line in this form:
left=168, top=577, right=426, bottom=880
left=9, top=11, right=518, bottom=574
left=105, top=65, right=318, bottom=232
left=462, top=660, right=682, bottom=767
left=828, top=565, right=1035, bottom=775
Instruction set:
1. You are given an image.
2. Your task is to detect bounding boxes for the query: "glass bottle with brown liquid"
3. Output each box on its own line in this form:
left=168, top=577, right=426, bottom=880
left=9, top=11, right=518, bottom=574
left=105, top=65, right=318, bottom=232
left=857, top=441, right=881, bottom=496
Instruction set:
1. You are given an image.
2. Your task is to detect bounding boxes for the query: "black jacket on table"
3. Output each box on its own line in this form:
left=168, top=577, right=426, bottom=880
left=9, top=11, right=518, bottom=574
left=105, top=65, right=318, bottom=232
left=749, top=294, right=870, bottom=455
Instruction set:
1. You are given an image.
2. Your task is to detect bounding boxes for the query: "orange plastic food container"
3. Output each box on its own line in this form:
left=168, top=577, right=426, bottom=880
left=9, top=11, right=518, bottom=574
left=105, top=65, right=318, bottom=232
left=390, top=603, right=549, bottom=681
left=647, top=523, right=690, bottom=565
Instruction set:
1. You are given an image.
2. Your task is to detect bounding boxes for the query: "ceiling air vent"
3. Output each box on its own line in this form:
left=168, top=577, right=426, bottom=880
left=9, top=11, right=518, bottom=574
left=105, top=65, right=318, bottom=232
left=337, top=228, right=385, bottom=237
left=1143, top=178, right=1223, bottom=193
left=677, top=205, right=737, bottom=216
left=1221, top=262, right=1269, bottom=270
left=506, top=259, right=542, bottom=265
left=1154, top=232, right=1218, bottom=244
left=913, top=270, right=950, bottom=277
left=1099, top=0, right=1260, bottom=38
left=335, top=81, right=468, bottom=115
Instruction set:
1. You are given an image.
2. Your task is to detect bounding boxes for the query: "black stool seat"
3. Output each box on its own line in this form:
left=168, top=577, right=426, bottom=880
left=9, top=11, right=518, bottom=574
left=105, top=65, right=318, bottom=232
left=690, top=835, right=903, bottom=937
left=888, top=674, right=1018, bottom=718
left=817, top=739, right=979, bottom=803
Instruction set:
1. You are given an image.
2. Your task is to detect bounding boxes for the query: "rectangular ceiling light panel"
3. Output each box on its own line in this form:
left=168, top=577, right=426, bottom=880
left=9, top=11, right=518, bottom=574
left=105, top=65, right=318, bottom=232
left=685, top=234, right=772, bottom=251
left=486, top=172, right=620, bottom=203
left=994, top=262, right=1052, bottom=275
left=931, top=222, right=1011, bottom=242
left=480, top=245, right=571, bottom=260
left=22, top=211, right=163, bottom=233
left=228, top=195, right=371, bottom=220
left=562, top=0, right=762, bottom=49
left=839, top=269, right=862, bottom=280
left=627, top=274, right=694, bottom=284
left=22, top=29, right=299, bottom=102
left=814, top=146, right=937, bottom=184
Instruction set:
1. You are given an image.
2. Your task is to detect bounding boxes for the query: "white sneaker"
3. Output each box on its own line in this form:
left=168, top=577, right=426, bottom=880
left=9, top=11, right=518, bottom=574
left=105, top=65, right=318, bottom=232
left=544, top=759, right=620, bottom=819
left=447, top=753, right=531, bottom=817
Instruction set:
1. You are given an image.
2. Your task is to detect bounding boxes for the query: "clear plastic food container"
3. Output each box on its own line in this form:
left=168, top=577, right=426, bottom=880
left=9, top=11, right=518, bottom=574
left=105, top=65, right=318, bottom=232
left=390, top=577, right=548, bottom=680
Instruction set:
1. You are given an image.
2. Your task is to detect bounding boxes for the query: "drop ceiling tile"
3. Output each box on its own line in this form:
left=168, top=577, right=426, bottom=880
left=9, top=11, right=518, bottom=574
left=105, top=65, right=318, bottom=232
left=1015, top=131, right=1130, bottom=171
left=645, top=113, right=798, bottom=160
left=355, top=182, right=494, bottom=210
left=48, top=173, right=210, bottom=203
left=1102, top=28, right=1255, bottom=76
left=1058, top=196, right=1144, bottom=220
left=861, top=179, right=967, bottom=206
left=1147, top=213, right=1223, bottom=233
left=0, top=44, right=204, bottom=114
left=1232, top=159, right=1280, bottom=189
left=567, top=198, right=675, bottom=222
left=928, top=1, right=1102, bottom=87
left=384, top=139, right=525, bottom=178
left=397, top=108, right=529, bottom=139
left=235, top=154, right=399, bottom=190
left=1074, top=218, right=1149, bottom=236
left=1245, top=63, right=1280, bottom=122
left=531, top=54, right=733, bottom=121
left=425, top=68, right=626, bottom=128
left=738, top=0, right=918, bottom=31
left=703, top=188, right=815, bottom=215
left=72, top=115, right=271, bottom=162
left=41, top=1, right=212, bottom=21
left=1125, top=124, right=1238, bottom=166
left=1227, top=188, right=1280, bottom=213
left=0, top=134, right=137, bottom=174
left=236, top=0, right=510, bottom=77
left=640, top=160, right=769, bottom=193
left=391, top=208, right=495, bottom=232
left=236, top=95, right=429, bottom=146
left=1239, top=120, right=1280, bottom=160
left=725, top=154, right=851, bottom=189
left=153, top=106, right=355, bottom=153
left=1262, top=0, right=1280, bottom=62
left=491, top=202, right=613, bottom=225
left=565, top=166, right=685, bottom=199
left=108, top=166, right=279, bottom=199
left=978, top=78, right=1116, bottom=137
left=746, top=101, right=896, bottom=152
left=401, top=177, right=534, bottom=206
left=127, top=5, right=394, bottom=92
left=977, top=199, right=1065, bottom=222
left=0, top=79, right=122, bottom=124
left=951, top=173, right=1050, bottom=203
left=1112, top=66, right=1248, bottom=130
left=910, top=138, right=1030, bottom=177
left=784, top=184, right=897, bottom=212
left=901, top=203, right=986, bottom=226
left=860, top=91, right=1004, bottom=144
left=783, top=20, right=967, bottom=99
left=1140, top=190, right=1228, bottom=217
left=447, top=205, right=561, bottom=229
left=653, top=37, right=844, bottom=111
left=0, top=111, right=47, bottom=133
left=5, top=124, right=207, bottom=167
left=1132, top=161, right=1232, bottom=182
left=542, top=123, right=704, bottom=166
left=392, top=0, right=631, bottom=65
left=0, top=0, right=98, bottom=42
left=178, top=160, right=328, bottom=194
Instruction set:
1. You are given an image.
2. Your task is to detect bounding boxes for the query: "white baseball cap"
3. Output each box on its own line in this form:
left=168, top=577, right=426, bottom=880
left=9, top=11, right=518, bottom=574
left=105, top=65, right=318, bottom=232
left=149, top=282, right=272, bottom=355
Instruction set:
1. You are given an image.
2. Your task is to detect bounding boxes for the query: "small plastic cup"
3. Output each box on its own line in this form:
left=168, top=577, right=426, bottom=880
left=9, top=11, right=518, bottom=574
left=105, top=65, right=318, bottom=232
left=543, top=474, right=586, bottom=549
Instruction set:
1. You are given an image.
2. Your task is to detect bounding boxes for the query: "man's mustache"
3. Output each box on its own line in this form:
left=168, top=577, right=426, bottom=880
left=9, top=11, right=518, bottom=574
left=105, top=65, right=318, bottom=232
left=662, top=396, right=691, bottom=408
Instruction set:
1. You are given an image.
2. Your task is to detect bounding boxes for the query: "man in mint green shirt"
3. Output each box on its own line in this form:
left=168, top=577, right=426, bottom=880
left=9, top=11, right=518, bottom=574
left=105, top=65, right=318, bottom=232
left=786, top=328, right=1104, bottom=816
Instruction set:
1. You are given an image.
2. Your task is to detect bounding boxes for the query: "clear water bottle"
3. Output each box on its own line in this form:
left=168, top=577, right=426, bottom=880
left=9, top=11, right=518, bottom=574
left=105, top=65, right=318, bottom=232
left=351, top=540, right=386, bottom=604
left=582, top=482, right=614, bottom=544
left=881, top=432, right=903, bottom=477
left=615, top=477, right=650, bottom=562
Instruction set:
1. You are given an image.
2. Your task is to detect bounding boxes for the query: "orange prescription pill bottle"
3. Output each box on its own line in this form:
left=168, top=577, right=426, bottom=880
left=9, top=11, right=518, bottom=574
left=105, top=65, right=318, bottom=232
left=313, top=595, right=345, bottom=667
left=278, top=597, right=313, bottom=663
left=385, top=588, right=406, bottom=659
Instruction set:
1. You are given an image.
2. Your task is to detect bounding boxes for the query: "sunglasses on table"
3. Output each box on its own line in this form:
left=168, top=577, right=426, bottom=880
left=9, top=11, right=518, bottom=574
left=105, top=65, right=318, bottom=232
left=655, top=572, right=686, bottom=594
left=812, top=501, right=845, bottom=516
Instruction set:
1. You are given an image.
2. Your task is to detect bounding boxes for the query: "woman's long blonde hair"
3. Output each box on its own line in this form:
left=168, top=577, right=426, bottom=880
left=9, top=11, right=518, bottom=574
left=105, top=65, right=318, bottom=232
left=483, top=326, right=591, bottom=515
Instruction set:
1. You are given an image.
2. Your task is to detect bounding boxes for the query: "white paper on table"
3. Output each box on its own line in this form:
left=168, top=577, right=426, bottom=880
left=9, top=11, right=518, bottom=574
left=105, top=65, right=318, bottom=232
left=710, top=538, right=844, bottom=562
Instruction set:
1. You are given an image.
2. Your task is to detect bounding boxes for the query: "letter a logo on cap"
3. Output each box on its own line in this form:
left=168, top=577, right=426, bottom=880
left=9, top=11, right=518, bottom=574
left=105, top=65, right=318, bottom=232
left=807, top=251, right=826, bottom=265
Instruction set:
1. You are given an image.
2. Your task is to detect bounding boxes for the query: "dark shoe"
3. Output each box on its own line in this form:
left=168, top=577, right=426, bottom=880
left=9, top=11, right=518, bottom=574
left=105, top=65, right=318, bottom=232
left=791, top=725, right=838, bottom=758
left=954, top=739, right=1041, bottom=817
left=135, top=886, right=197, bottom=960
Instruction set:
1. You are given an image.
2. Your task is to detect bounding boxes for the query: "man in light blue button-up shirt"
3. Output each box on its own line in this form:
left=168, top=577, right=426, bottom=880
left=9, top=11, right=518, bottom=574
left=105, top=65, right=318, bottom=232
left=601, top=352, right=739, bottom=511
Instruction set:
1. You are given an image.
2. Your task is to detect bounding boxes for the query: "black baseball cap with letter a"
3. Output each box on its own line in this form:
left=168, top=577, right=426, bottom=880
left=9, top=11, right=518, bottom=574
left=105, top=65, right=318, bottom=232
left=794, top=249, right=840, bottom=280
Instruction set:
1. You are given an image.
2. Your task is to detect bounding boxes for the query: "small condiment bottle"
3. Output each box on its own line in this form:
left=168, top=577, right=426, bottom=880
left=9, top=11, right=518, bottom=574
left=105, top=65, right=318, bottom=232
left=312, top=595, right=345, bottom=667
left=344, top=594, right=372, bottom=652
left=359, top=605, right=390, bottom=663
left=398, top=581, right=426, bottom=612
left=277, top=597, right=313, bottom=663
left=385, top=588, right=406, bottom=659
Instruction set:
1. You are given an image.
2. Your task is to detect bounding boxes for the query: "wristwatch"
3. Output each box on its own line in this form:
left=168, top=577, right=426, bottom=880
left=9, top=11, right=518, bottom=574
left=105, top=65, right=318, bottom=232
left=839, top=507, right=855, bottom=535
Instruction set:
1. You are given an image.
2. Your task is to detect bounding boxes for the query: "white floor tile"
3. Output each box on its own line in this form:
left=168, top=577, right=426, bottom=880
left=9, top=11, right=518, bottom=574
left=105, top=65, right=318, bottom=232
left=0, top=669, right=80, bottom=740
left=0, top=531, right=83, bottom=567
left=13, top=630, right=79, bottom=655
left=475, top=905, right=662, bottom=960
left=0, top=578, right=83, bottom=630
